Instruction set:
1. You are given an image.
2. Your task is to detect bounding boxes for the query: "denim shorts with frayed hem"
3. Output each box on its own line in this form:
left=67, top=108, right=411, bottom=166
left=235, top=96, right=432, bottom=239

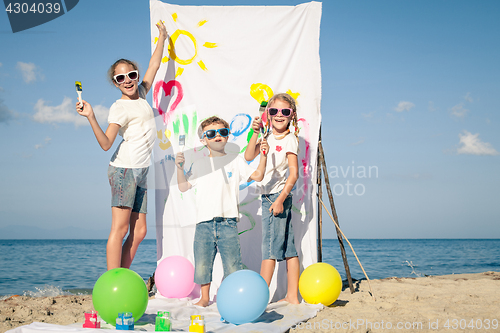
left=193, top=217, right=243, bottom=285
left=261, top=192, right=297, bottom=261
left=107, top=165, right=148, bottom=214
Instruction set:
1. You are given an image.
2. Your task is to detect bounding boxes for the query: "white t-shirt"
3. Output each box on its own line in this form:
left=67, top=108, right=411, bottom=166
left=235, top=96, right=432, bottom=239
left=189, top=154, right=255, bottom=224
left=259, top=133, right=299, bottom=195
left=108, top=85, right=156, bottom=168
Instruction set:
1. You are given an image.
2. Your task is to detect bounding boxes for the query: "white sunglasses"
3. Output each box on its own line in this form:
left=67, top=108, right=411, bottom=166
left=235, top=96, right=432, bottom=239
left=113, top=70, right=139, bottom=84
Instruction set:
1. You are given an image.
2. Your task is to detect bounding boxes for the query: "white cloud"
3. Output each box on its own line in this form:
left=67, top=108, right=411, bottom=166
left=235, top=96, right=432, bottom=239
left=0, top=96, right=15, bottom=123
left=35, top=137, right=52, bottom=149
left=428, top=101, right=437, bottom=111
left=457, top=130, right=499, bottom=156
left=350, top=138, right=365, bottom=146
left=464, top=92, right=473, bottom=103
left=33, top=97, right=109, bottom=126
left=394, top=101, right=415, bottom=112
left=17, top=62, right=43, bottom=83
left=450, top=103, right=469, bottom=118
left=362, top=111, right=375, bottom=120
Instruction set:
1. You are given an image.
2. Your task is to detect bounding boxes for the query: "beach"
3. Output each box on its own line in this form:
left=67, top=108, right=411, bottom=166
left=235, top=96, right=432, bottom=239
left=1, top=271, right=499, bottom=332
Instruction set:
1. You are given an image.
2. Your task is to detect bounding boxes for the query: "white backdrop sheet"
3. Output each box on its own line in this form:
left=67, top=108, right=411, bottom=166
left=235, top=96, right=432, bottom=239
left=150, top=0, right=322, bottom=301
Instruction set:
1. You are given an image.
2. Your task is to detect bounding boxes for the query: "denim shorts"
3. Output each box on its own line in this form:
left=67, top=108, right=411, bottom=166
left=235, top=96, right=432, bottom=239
left=193, top=217, right=243, bottom=285
left=261, top=192, right=297, bottom=261
left=107, top=165, right=148, bottom=214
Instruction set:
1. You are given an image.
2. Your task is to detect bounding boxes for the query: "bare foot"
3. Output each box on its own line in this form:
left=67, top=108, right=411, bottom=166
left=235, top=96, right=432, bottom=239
left=193, top=298, right=210, bottom=307
left=279, top=296, right=300, bottom=304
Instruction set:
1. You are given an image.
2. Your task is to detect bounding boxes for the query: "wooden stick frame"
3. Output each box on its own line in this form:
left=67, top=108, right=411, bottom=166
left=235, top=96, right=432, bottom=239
left=317, top=128, right=355, bottom=293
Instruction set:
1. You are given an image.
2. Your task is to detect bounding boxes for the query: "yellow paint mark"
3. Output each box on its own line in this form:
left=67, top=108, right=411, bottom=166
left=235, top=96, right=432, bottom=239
left=154, top=37, right=158, bottom=45
left=250, top=83, right=274, bottom=104
left=203, top=42, right=217, bottom=48
left=286, top=90, right=300, bottom=102
left=175, top=67, right=184, bottom=78
left=172, top=13, right=177, bottom=22
left=198, top=20, right=208, bottom=27
left=159, top=140, right=172, bottom=150
left=168, top=29, right=198, bottom=65
left=157, top=130, right=163, bottom=140
left=161, top=56, right=169, bottom=63
left=197, top=60, right=208, bottom=71
left=165, top=129, right=171, bottom=139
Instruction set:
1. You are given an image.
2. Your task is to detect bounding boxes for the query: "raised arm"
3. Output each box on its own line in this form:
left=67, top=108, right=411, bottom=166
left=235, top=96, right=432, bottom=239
left=248, top=139, right=269, bottom=182
left=175, top=152, right=192, bottom=192
left=77, top=100, right=120, bottom=151
left=244, top=116, right=262, bottom=161
left=141, top=21, right=168, bottom=94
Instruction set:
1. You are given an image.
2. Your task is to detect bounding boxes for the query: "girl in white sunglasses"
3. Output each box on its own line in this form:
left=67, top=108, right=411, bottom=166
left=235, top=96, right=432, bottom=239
left=76, top=21, right=167, bottom=270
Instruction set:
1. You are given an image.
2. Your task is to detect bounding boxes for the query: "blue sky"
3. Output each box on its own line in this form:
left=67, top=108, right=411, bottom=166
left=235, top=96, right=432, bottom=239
left=0, top=0, right=499, bottom=239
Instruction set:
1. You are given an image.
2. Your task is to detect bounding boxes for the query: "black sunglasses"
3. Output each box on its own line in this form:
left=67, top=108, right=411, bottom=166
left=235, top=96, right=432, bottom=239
left=203, top=128, right=230, bottom=139
left=268, top=107, right=293, bottom=117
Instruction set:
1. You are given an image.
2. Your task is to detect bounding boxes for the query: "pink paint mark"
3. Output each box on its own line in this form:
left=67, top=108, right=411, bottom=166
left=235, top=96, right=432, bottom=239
left=153, top=80, right=184, bottom=125
left=297, top=118, right=311, bottom=203
left=276, top=145, right=282, bottom=152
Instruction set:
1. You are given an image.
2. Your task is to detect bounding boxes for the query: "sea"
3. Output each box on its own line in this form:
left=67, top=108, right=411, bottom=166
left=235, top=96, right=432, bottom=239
left=1, top=239, right=499, bottom=298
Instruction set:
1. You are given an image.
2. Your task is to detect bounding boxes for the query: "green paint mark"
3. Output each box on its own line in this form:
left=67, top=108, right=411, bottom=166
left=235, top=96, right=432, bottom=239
left=192, top=112, right=198, bottom=134
left=246, top=128, right=255, bottom=142
left=238, top=210, right=256, bottom=235
left=182, top=114, right=189, bottom=134
left=172, top=116, right=180, bottom=136
left=291, top=204, right=305, bottom=217
left=239, top=195, right=259, bottom=207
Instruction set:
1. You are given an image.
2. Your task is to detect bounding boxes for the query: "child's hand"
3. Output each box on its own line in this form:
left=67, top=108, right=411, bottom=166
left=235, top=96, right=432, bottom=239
left=76, top=100, right=94, bottom=119
left=260, top=138, right=269, bottom=156
left=251, top=116, right=262, bottom=132
left=175, top=152, right=185, bottom=169
left=270, top=200, right=284, bottom=216
left=156, top=20, right=167, bottom=42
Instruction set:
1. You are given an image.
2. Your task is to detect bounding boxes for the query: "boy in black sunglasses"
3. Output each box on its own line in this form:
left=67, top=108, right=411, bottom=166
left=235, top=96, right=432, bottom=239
left=175, top=116, right=268, bottom=307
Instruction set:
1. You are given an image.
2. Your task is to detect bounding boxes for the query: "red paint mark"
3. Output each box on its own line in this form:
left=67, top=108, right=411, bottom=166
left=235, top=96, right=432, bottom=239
left=276, top=145, right=282, bottom=152
left=153, top=80, right=184, bottom=125
left=297, top=118, right=311, bottom=203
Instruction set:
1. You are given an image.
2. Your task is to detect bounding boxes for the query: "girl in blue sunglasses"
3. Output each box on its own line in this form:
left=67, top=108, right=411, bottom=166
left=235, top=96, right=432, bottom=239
left=244, top=93, right=300, bottom=304
left=76, top=21, right=167, bottom=270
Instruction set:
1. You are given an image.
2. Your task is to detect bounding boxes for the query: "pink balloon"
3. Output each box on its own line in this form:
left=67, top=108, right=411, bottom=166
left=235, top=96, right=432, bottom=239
left=155, top=256, right=195, bottom=298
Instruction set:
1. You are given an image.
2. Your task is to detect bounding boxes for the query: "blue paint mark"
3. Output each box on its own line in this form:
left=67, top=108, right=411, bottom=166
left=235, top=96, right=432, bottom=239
left=239, top=180, right=254, bottom=190
left=227, top=171, right=233, bottom=178
left=230, top=113, right=252, bottom=140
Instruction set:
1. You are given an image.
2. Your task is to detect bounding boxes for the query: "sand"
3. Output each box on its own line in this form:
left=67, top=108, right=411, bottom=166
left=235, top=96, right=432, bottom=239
left=1, top=271, right=499, bottom=333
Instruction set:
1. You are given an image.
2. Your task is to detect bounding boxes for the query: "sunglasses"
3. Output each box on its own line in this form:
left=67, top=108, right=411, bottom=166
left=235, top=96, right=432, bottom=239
left=268, top=107, right=293, bottom=117
left=113, top=70, right=139, bottom=84
left=203, top=128, right=230, bottom=139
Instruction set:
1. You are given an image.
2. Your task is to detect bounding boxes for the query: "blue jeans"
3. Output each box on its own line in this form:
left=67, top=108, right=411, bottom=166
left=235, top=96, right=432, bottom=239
left=261, top=192, right=297, bottom=261
left=107, top=165, right=148, bottom=214
left=193, top=217, right=243, bottom=285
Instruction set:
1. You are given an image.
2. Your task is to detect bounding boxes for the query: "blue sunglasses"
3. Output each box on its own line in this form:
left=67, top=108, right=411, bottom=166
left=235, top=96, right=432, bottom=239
left=203, top=128, right=230, bottom=139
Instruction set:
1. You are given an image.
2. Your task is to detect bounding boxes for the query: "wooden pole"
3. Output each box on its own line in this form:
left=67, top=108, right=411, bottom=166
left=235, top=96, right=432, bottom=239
left=317, top=130, right=323, bottom=262
left=318, top=141, right=355, bottom=293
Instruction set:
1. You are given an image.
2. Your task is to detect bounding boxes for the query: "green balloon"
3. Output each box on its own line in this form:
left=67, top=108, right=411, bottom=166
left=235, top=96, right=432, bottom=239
left=92, top=268, right=148, bottom=325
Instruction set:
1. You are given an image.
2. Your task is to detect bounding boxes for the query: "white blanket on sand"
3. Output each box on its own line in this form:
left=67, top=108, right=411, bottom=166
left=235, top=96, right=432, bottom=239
left=7, top=298, right=323, bottom=332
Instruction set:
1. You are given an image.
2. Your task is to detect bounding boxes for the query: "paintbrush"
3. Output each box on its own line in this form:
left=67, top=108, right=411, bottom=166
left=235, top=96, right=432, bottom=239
left=179, top=135, right=185, bottom=166
left=75, top=81, right=82, bottom=107
left=259, top=101, right=269, bottom=155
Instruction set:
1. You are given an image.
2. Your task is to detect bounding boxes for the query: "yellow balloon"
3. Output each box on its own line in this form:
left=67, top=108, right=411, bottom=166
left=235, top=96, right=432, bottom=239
left=299, top=263, right=342, bottom=306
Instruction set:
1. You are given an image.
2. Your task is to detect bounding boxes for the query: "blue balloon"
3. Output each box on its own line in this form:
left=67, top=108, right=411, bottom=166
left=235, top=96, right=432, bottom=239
left=217, top=270, right=269, bottom=325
